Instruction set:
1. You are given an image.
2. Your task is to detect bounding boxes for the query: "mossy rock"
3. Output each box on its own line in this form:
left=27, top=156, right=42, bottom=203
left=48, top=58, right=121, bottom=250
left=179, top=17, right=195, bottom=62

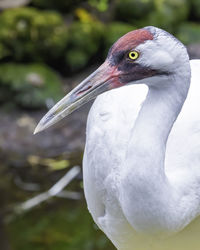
left=115, top=0, right=154, bottom=23
left=177, top=22, right=200, bottom=45
left=65, top=10, right=104, bottom=71
left=32, top=0, right=84, bottom=13
left=103, top=22, right=135, bottom=55
left=148, top=0, right=189, bottom=32
left=0, top=7, right=68, bottom=64
left=0, top=63, right=63, bottom=109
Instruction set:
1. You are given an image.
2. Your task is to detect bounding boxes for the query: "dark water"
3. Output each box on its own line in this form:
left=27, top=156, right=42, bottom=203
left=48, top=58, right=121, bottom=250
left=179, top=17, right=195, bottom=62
left=0, top=107, right=115, bottom=250
left=7, top=198, right=114, bottom=250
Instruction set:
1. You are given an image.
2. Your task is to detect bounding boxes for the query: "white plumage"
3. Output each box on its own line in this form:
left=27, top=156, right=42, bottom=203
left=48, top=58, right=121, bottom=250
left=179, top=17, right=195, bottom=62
left=83, top=59, right=200, bottom=250
left=35, top=27, right=200, bottom=250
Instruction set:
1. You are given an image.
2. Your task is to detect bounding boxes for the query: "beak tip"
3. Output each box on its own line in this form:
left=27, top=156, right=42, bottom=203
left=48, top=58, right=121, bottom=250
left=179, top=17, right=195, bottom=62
left=33, top=62, right=112, bottom=135
left=33, top=125, right=41, bottom=135
left=34, top=113, right=56, bottom=135
left=34, top=122, right=46, bottom=135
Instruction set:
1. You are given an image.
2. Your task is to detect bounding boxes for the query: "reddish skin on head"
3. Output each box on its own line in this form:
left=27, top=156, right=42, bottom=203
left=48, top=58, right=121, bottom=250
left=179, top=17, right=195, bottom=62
left=75, top=28, right=156, bottom=97
left=105, top=28, right=156, bottom=89
left=109, top=29, right=154, bottom=56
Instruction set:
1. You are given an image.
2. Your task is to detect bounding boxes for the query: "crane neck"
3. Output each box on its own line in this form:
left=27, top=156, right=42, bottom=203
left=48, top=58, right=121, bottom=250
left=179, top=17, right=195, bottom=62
left=127, top=67, right=191, bottom=176
left=120, top=64, right=192, bottom=234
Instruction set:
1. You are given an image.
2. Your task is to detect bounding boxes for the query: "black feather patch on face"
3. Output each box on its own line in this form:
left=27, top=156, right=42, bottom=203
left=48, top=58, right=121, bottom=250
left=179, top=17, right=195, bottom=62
left=108, top=45, right=169, bottom=85
left=118, top=63, right=158, bottom=84
left=108, top=51, right=157, bottom=83
left=108, top=50, right=127, bottom=66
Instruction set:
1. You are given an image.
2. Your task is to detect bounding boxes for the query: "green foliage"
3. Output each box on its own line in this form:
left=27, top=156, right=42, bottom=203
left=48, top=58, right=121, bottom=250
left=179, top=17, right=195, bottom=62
left=0, top=0, right=197, bottom=108
left=190, top=0, right=200, bottom=20
left=177, top=22, right=200, bottom=45
left=0, top=63, right=63, bottom=109
left=103, top=22, right=135, bottom=54
left=0, top=7, right=68, bottom=63
left=32, top=0, right=84, bottom=12
left=65, top=9, right=104, bottom=71
left=33, top=0, right=109, bottom=13
left=89, top=0, right=109, bottom=12
left=8, top=202, right=114, bottom=250
left=115, top=0, right=154, bottom=23
left=148, top=0, right=189, bottom=32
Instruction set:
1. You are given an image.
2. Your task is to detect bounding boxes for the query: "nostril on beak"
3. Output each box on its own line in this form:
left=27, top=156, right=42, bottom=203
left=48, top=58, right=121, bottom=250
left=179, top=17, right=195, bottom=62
left=76, top=85, right=92, bottom=96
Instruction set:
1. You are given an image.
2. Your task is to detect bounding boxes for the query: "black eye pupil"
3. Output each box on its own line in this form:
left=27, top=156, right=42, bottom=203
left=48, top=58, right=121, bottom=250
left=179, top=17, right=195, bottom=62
left=129, top=51, right=138, bottom=60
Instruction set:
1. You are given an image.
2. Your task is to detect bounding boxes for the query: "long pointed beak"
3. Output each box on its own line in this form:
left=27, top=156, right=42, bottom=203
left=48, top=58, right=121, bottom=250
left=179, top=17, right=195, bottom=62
left=34, top=61, right=120, bottom=134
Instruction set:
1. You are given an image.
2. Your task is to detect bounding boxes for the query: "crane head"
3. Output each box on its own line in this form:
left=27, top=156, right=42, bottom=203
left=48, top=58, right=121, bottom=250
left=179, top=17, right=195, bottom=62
left=34, top=26, right=189, bottom=134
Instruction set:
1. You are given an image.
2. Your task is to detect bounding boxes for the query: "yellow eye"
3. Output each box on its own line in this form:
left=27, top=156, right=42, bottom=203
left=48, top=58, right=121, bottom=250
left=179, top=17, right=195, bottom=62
left=128, top=51, right=139, bottom=60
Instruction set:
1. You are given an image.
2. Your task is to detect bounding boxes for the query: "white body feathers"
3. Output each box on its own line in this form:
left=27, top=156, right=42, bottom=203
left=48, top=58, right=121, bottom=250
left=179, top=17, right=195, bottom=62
left=33, top=26, right=200, bottom=250
left=83, top=60, right=200, bottom=250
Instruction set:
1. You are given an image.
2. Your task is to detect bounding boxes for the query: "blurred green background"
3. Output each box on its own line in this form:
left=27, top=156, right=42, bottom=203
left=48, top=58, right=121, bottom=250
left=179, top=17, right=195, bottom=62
left=0, top=0, right=200, bottom=249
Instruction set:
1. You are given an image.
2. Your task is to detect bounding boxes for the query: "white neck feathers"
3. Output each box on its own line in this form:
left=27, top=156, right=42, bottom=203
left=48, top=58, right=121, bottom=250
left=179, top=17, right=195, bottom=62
left=119, top=62, right=191, bottom=235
